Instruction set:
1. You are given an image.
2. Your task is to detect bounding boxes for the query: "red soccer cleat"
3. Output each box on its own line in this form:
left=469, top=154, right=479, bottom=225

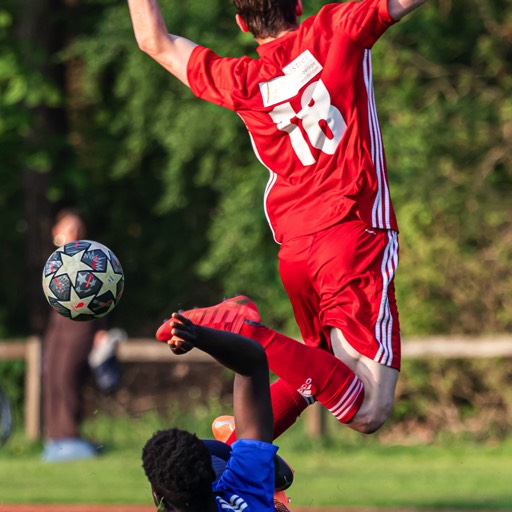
left=212, top=415, right=236, bottom=444
left=156, top=295, right=260, bottom=342
left=274, top=491, right=292, bottom=511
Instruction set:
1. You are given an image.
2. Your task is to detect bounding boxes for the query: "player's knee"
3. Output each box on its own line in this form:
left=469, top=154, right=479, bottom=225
left=371, top=398, right=395, bottom=431
left=358, top=414, right=386, bottom=434
left=360, top=414, right=387, bottom=434
left=353, top=399, right=394, bottom=434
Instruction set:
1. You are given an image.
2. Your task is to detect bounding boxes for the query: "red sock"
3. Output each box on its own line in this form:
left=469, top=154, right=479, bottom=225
left=225, top=378, right=309, bottom=444
left=270, top=378, right=310, bottom=439
left=241, top=322, right=364, bottom=425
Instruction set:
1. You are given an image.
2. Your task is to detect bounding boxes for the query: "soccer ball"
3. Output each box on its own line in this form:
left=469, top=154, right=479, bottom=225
left=42, top=240, right=124, bottom=321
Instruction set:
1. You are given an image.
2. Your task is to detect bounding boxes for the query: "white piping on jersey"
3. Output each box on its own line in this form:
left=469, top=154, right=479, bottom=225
left=328, top=375, right=364, bottom=422
left=216, top=494, right=249, bottom=510
left=374, top=231, right=399, bottom=366
left=363, top=49, right=392, bottom=230
left=239, top=114, right=280, bottom=244
left=263, top=169, right=279, bottom=243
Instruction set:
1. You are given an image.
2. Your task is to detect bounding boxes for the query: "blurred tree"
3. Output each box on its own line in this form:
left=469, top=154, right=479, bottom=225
left=373, top=0, right=512, bottom=334
left=0, top=0, right=68, bottom=335
left=0, top=3, right=26, bottom=337
left=17, top=0, right=73, bottom=335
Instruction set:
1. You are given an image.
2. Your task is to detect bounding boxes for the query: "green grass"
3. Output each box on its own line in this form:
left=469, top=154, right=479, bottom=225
left=1, top=412, right=512, bottom=509
left=282, top=439, right=512, bottom=509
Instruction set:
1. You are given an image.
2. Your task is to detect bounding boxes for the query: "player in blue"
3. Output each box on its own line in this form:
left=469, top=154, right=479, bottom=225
left=141, top=312, right=281, bottom=511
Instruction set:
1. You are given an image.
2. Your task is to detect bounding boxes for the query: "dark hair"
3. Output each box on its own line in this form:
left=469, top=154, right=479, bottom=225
left=231, top=0, right=299, bottom=39
left=142, top=428, right=216, bottom=510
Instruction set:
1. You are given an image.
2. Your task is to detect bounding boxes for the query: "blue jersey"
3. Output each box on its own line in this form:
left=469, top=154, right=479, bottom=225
left=213, top=439, right=278, bottom=511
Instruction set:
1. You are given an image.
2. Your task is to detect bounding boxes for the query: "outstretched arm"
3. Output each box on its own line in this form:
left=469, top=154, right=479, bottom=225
left=127, top=0, right=197, bottom=86
left=387, top=0, right=428, bottom=20
left=166, top=313, right=274, bottom=443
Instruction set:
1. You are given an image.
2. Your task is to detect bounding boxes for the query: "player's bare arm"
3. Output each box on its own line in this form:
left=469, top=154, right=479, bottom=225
left=167, top=313, right=274, bottom=443
left=127, top=0, right=197, bottom=87
left=387, top=0, right=428, bottom=20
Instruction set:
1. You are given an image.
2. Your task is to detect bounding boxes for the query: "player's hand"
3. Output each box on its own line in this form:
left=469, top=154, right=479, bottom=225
left=156, top=312, right=196, bottom=355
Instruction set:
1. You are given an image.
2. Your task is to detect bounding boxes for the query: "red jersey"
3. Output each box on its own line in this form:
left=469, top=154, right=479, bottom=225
left=187, top=0, right=398, bottom=243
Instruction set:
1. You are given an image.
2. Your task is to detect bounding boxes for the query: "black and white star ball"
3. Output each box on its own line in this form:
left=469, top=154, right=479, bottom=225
left=42, top=240, right=124, bottom=321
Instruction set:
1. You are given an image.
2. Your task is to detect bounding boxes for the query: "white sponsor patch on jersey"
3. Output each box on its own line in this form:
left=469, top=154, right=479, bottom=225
left=259, top=50, right=323, bottom=107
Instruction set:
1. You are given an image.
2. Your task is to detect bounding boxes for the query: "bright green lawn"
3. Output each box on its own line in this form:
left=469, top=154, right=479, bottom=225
left=1, top=412, right=512, bottom=509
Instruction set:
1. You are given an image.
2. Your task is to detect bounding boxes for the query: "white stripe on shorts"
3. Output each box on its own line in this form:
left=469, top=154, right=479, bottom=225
left=374, top=231, right=399, bottom=366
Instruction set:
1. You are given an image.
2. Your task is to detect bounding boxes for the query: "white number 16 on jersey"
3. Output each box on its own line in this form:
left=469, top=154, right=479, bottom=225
left=268, top=79, right=346, bottom=166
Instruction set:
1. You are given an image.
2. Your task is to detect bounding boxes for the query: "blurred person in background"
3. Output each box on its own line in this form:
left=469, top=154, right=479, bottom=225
left=41, top=208, right=126, bottom=462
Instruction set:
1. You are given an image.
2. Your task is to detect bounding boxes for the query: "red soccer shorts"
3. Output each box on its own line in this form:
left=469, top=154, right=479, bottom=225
left=278, top=219, right=401, bottom=371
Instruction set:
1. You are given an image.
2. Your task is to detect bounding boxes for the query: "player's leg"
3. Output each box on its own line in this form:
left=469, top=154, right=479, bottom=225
left=332, top=228, right=400, bottom=433
left=42, top=316, right=99, bottom=461
left=330, top=327, right=399, bottom=433
left=43, top=330, right=87, bottom=440
left=157, top=301, right=363, bottom=432
left=239, top=321, right=365, bottom=426
left=157, top=298, right=313, bottom=436
left=279, top=220, right=401, bottom=434
left=216, top=378, right=310, bottom=445
left=269, top=378, right=311, bottom=439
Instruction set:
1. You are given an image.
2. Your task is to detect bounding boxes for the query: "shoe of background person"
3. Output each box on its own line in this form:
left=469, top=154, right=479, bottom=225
left=156, top=295, right=261, bottom=342
left=42, top=437, right=101, bottom=463
left=89, top=328, right=127, bottom=393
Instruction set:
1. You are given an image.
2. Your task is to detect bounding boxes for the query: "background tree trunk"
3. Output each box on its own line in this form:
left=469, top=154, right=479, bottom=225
left=16, top=0, right=70, bottom=334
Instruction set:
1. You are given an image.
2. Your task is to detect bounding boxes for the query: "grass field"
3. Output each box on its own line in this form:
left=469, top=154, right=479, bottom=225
left=1, top=411, right=512, bottom=510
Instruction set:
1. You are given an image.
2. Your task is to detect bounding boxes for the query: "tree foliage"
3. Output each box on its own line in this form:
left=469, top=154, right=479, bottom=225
left=0, top=0, right=510, bottom=338
left=374, top=0, right=512, bottom=334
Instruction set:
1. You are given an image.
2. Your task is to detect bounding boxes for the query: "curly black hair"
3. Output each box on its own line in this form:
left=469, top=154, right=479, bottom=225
left=230, top=0, right=299, bottom=39
left=142, top=428, right=216, bottom=510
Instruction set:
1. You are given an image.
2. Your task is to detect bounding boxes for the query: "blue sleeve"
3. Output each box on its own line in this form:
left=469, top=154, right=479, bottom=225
left=213, top=439, right=278, bottom=510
